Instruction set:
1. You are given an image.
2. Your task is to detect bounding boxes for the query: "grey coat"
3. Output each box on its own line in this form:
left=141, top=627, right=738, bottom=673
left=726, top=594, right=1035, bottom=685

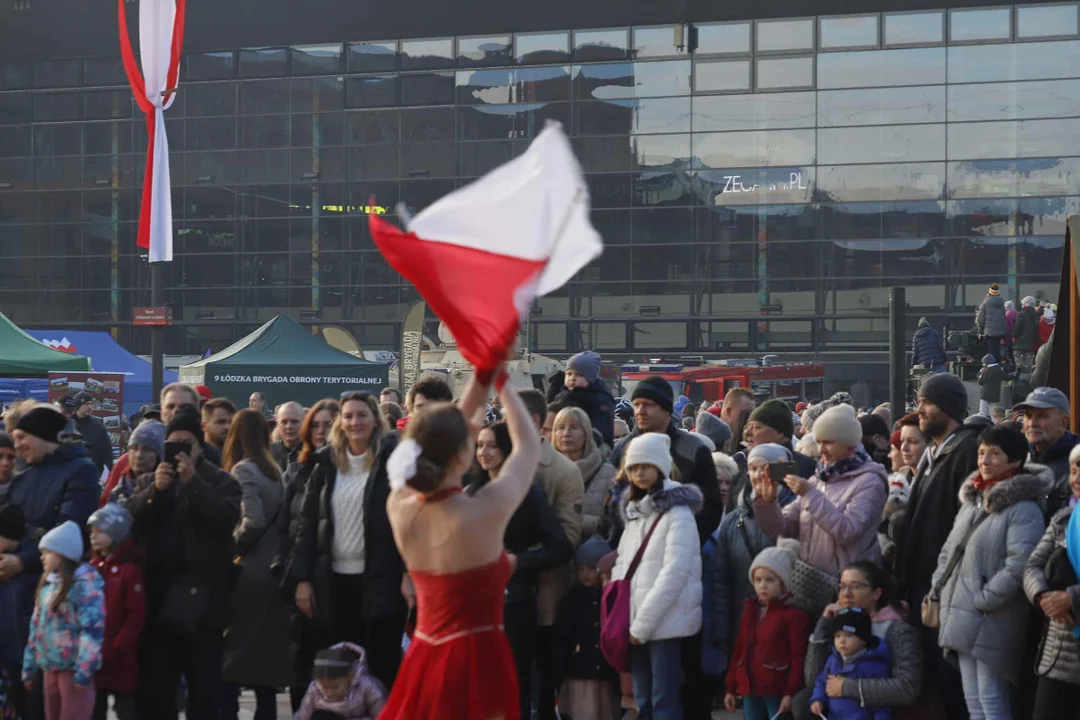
left=575, top=445, right=616, bottom=540
left=976, top=293, right=1008, bottom=338
left=1024, top=505, right=1080, bottom=685
left=934, top=464, right=1051, bottom=683
left=710, top=486, right=773, bottom=649
left=222, top=459, right=294, bottom=688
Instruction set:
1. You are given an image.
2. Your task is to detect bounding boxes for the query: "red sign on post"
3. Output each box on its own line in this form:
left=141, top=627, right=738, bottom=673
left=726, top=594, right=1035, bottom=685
left=133, top=307, right=169, bottom=326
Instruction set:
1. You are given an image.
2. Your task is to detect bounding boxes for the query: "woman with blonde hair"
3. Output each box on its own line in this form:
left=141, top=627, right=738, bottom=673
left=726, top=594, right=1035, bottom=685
left=552, top=406, right=616, bottom=539
left=293, top=391, right=407, bottom=690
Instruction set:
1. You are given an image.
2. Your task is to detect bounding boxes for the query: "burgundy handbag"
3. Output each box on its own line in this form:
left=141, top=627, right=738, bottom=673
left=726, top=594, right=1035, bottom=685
left=600, top=512, right=666, bottom=672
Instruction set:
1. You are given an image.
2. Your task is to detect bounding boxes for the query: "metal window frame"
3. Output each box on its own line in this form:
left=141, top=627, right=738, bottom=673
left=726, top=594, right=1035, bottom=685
left=948, top=5, right=1015, bottom=44
left=513, top=30, right=571, bottom=64
left=688, top=20, right=753, bottom=57
left=755, top=55, right=816, bottom=92
left=692, top=57, right=753, bottom=94
left=818, top=13, right=881, bottom=51
left=882, top=9, right=947, bottom=48
left=630, top=24, right=686, bottom=59
left=754, top=16, right=816, bottom=54
left=1015, top=2, right=1080, bottom=41
left=572, top=27, right=632, bottom=61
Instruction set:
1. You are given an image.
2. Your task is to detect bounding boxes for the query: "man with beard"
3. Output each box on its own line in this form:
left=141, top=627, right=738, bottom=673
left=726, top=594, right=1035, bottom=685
left=894, top=373, right=980, bottom=720
left=201, top=397, right=236, bottom=454
left=1015, top=387, right=1078, bottom=516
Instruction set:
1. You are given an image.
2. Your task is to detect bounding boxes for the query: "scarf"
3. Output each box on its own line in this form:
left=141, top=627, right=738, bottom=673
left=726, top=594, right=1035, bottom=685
left=817, top=446, right=871, bottom=483
left=971, top=467, right=1018, bottom=494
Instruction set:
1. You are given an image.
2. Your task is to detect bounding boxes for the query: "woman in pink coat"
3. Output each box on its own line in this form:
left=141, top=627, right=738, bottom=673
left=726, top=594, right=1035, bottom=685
left=752, top=405, right=888, bottom=574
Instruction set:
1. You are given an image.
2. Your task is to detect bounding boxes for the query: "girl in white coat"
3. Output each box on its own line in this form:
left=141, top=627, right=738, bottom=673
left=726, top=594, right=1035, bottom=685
left=612, top=432, right=703, bottom=720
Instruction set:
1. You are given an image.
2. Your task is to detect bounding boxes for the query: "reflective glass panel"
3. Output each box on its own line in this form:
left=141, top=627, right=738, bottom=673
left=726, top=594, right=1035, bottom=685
left=34, top=93, right=81, bottom=122
left=950, top=8, right=1012, bottom=42
left=34, top=60, right=81, bottom=88
left=948, top=41, right=1080, bottom=83
left=818, top=163, right=945, bottom=202
left=823, top=201, right=946, bottom=240
left=515, top=32, right=571, bottom=64
left=401, top=39, right=454, bottom=70
left=820, top=15, right=879, bottom=49
left=694, top=60, right=750, bottom=93
left=186, top=52, right=236, bottom=81
left=947, top=118, right=1080, bottom=160
left=818, top=124, right=945, bottom=164
left=1017, top=4, right=1079, bottom=38
left=948, top=79, right=1080, bottom=122
left=239, top=48, right=289, bottom=78
left=948, top=158, right=1080, bottom=198
left=693, top=129, right=816, bottom=168
left=345, top=76, right=399, bottom=108
left=184, top=82, right=236, bottom=117
left=631, top=134, right=691, bottom=170
left=457, top=35, right=513, bottom=67
left=818, top=86, right=945, bottom=126
left=458, top=103, right=570, bottom=140
left=84, top=58, right=127, bottom=86
left=0, top=93, right=32, bottom=124
left=292, top=45, right=342, bottom=76
left=240, top=80, right=290, bottom=115
left=0, top=64, right=31, bottom=91
left=632, top=26, right=683, bottom=58
left=573, top=61, right=690, bottom=100
left=884, top=11, right=944, bottom=45
left=695, top=22, right=751, bottom=54
left=817, top=47, right=945, bottom=89
left=575, top=29, right=630, bottom=62
left=756, top=19, right=814, bottom=52
left=703, top=167, right=815, bottom=206
left=400, top=72, right=455, bottom=106
left=347, top=41, right=398, bottom=72
left=693, top=92, right=815, bottom=132
left=756, top=57, right=813, bottom=89
left=575, top=98, right=691, bottom=135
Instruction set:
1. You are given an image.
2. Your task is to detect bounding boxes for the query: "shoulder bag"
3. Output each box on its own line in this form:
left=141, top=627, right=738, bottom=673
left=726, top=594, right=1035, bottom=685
left=922, top=512, right=988, bottom=628
left=600, top=511, right=666, bottom=673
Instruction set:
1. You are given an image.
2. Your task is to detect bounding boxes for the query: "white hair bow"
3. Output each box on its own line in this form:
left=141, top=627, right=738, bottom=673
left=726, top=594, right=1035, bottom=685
left=388, top=438, right=424, bottom=491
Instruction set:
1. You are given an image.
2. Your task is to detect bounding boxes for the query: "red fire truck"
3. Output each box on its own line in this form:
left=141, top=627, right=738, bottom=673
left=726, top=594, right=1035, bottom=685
left=620, top=359, right=825, bottom=405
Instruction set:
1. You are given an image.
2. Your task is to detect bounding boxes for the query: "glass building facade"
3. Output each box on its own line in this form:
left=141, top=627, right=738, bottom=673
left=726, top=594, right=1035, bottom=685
left=0, top=2, right=1077, bottom=358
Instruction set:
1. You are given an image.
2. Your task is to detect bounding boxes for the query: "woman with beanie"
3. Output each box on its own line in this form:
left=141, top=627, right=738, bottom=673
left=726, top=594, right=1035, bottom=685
left=934, top=425, right=1050, bottom=719
left=612, top=433, right=703, bottom=719
left=753, top=404, right=889, bottom=575
left=1024, top=444, right=1080, bottom=718
left=552, top=406, right=616, bottom=540
left=724, top=541, right=809, bottom=720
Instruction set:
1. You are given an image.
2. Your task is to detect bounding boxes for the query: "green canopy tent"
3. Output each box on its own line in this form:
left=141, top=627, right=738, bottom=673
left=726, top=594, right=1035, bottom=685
left=0, top=312, right=91, bottom=375
left=178, top=314, right=389, bottom=409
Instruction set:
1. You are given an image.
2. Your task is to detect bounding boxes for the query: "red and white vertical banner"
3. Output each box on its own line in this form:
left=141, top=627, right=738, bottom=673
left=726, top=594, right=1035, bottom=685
left=118, top=0, right=187, bottom=263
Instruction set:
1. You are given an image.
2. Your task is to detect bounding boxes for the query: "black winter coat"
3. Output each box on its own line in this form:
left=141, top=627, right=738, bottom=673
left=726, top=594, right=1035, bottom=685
left=555, top=584, right=617, bottom=684
left=129, top=458, right=242, bottom=628
left=271, top=440, right=301, bottom=473
left=1034, top=431, right=1080, bottom=518
left=273, top=454, right=331, bottom=591
left=612, top=421, right=723, bottom=545
left=895, top=424, right=980, bottom=611
left=978, top=363, right=1007, bottom=403
left=74, top=415, right=114, bottom=474
left=292, top=438, right=405, bottom=625
left=1013, top=306, right=1039, bottom=351
left=554, top=380, right=616, bottom=448
left=911, top=326, right=947, bottom=368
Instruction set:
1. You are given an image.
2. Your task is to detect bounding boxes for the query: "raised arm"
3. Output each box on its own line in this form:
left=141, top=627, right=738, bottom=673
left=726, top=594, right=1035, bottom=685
left=473, top=381, right=541, bottom=521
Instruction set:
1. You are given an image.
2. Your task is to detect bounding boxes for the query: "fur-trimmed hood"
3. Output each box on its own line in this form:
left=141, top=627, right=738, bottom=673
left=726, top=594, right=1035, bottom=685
left=623, top=478, right=703, bottom=522
left=959, top=463, right=1053, bottom=514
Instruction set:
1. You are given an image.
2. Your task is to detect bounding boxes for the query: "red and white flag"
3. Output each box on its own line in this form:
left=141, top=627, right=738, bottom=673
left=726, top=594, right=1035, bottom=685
left=118, top=0, right=186, bottom=263
left=369, top=122, right=602, bottom=375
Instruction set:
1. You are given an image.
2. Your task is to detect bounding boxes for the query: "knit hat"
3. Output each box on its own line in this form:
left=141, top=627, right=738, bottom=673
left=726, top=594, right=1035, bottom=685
left=128, top=419, right=165, bottom=460
left=918, top=317, right=930, bottom=328
left=747, top=442, right=793, bottom=465
left=575, top=536, right=611, bottom=566
left=919, top=373, right=969, bottom=423
left=794, top=402, right=807, bottom=414
left=165, top=406, right=204, bottom=446
left=631, top=376, right=675, bottom=414
left=695, top=411, right=732, bottom=449
left=567, top=351, right=602, bottom=384
left=56, top=395, right=76, bottom=413
left=15, top=406, right=67, bottom=444
left=826, top=607, right=877, bottom=648
left=859, top=413, right=890, bottom=439
left=40, top=521, right=83, bottom=562
left=623, top=433, right=673, bottom=478
left=1005, top=300, right=1015, bottom=311
left=988, top=283, right=1000, bottom=295
left=88, top=503, right=133, bottom=548
left=73, top=392, right=93, bottom=410
left=1022, top=296, right=1036, bottom=307
left=748, top=539, right=798, bottom=590
left=749, top=399, right=795, bottom=440
left=982, top=354, right=997, bottom=366
left=812, top=404, right=863, bottom=448
left=0, top=432, right=12, bottom=451
left=801, top=392, right=853, bottom=433
left=0, top=504, right=25, bottom=542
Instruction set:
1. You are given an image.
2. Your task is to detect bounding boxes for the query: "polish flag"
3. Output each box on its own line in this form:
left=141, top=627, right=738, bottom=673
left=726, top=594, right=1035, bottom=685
left=369, top=122, right=602, bottom=375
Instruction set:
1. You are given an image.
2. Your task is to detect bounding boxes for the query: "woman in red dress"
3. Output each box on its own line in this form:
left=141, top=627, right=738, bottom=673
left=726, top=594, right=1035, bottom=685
left=382, top=375, right=540, bottom=720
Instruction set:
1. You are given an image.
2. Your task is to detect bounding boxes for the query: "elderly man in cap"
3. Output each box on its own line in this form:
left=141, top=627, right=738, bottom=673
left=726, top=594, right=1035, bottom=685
left=894, top=372, right=980, bottom=719
left=99, top=419, right=166, bottom=509
left=1015, top=387, right=1079, bottom=516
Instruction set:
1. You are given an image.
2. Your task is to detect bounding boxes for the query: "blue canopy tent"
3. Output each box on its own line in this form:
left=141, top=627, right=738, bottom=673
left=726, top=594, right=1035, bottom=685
left=25, top=331, right=177, bottom=417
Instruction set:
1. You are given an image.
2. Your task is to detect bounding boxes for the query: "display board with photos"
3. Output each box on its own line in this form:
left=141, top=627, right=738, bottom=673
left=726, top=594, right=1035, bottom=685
left=47, top=372, right=127, bottom=459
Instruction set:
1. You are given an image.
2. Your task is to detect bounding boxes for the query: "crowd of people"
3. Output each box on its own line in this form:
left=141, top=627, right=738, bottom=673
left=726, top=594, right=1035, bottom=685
left=0, top=336, right=1076, bottom=720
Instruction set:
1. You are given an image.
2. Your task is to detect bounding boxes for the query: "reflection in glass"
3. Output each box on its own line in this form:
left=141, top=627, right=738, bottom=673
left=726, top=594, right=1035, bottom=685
left=1017, top=5, right=1079, bottom=38
left=817, top=47, right=945, bottom=89
left=457, top=36, right=513, bottom=67
left=34, top=93, right=81, bottom=123
left=0, top=93, right=32, bottom=125
left=401, top=39, right=454, bottom=70
left=695, top=22, right=752, bottom=54
left=574, top=29, right=629, bottom=62
left=818, top=124, right=945, bottom=164
left=947, top=119, right=1080, bottom=161
left=240, top=80, right=290, bottom=115
left=516, top=32, right=571, bottom=64
left=947, top=198, right=1017, bottom=238
left=948, top=79, right=1080, bottom=122
left=818, top=163, right=945, bottom=202
left=756, top=57, right=814, bottom=90
left=694, top=129, right=816, bottom=168
left=693, top=60, right=750, bottom=93
left=400, top=72, right=455, bottom=106
left=347, top=41, right=398, bottom=72
left=823, top=200, right=946, bottom=240
left=948, top=158, right=1080, bottom=198
left=0, top=65, right=31, bottom=91
left=345, top=76, right=399, bottom=108
left=239, top=49, right=289, bottom=78
left=820, top=15, right=879, bottom=49
left=949, top=8, right=1012, bottom=43
left=344, top=110, right=399, bottom=145
left=702, top=167, right=815, bottom=206
left=948, top=41, right=1080, bottom=83
left=456, top=67, right=571, bottom=105
left=34, top=60, right=81, bottom=88
left=292, top=45, right=342, bottom=76
left=183, top=82, right=237, bottom=117
left=693, top=92, right=815, bottom=132
left=632, top=26, right=683, bottom=59
left=633, top=171, right=695, bottom=206
left=575, top=98, right=691, bottom=135
left=574, top=137, right=635, bottom=172
left=186, top=52, right=236, bottom=81
left=573, top=61, right=691, bottom=100
left=756, top=19, right=814, bottom=52
left=818, top=86, right=945, bottom=126
left=458, top=103, right=570, bottom=140
left=631, top=134, right=691, bottom=170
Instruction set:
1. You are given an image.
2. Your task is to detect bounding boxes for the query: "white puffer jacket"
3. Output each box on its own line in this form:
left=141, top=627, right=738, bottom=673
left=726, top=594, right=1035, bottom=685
left=613, top=479, right=704, bottom=642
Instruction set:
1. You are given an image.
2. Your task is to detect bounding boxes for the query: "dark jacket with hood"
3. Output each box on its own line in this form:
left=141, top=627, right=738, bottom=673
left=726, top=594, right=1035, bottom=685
left=554, top=379, right=616, bottom=448
left=894, top=423, right=981, bottom=610
left=810, top=641, right=892, bottom=720
left=1014, top=305, right=1040, bottom=351
left=612, top=420, right=724, bottom=545
left=270, top=440, right=301, bottom=473
left=1033, top=431, right=1080, bottom=518
left=293, top=437, right=405, bottom=626
left=74, top=414, right=114, bottom=475
left=129, top=457, right=241, bottom=629
left=273, top=452, right=333, bottom=594
left=912, top=326, right=947, bottom=368
left=978, top=361, right=1007, bottom=403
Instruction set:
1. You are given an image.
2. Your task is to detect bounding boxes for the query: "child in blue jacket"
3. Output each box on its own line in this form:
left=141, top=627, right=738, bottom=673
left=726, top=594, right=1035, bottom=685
left=810, top=608, right=891, bottom=720
left=555, top=351, right=615, bottom=448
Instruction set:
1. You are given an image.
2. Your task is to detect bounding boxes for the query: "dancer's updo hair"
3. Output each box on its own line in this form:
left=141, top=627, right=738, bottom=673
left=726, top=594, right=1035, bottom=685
left=404, top=403, right=470, bottom=493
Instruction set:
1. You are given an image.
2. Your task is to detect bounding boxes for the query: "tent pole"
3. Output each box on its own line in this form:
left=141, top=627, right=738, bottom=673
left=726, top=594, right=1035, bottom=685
left=151, top=262, right=165, bottom=401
